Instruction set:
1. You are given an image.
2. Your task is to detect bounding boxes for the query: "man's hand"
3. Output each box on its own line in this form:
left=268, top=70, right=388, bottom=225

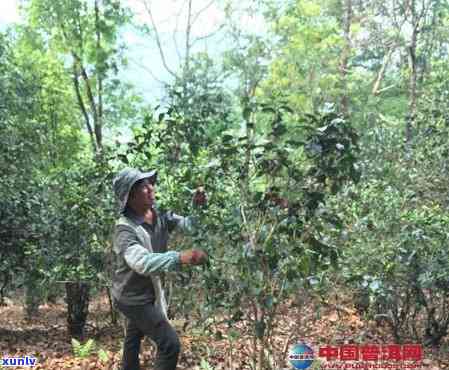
left=179, top=249, right=208, bottom=265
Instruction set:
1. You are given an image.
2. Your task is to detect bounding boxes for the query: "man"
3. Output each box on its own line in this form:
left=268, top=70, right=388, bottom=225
left=112, top=167, right=208, bottom=370
left=140, top=184, right=206, bottom=319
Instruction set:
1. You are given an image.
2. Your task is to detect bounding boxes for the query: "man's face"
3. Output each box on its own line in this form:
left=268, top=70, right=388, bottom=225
left=128, top=178, right=156, bottom=210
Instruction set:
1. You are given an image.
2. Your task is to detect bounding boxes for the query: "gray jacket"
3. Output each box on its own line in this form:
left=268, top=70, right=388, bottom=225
left=111, top=208, right=192, bottom=311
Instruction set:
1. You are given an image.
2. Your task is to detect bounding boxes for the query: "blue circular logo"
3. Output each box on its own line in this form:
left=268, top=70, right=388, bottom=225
left=288, top=343, right=314, bottom=369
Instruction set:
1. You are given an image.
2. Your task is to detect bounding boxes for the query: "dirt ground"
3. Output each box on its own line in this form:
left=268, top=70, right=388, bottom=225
left=0, top=293, right=448, bottom=370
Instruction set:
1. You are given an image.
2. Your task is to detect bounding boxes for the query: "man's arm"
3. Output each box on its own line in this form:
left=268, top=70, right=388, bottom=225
left=115, top=225, right=207, bottom=274
left=115, top=225, right=181, bottom=276
left=165, top=211, right=195, bottom=233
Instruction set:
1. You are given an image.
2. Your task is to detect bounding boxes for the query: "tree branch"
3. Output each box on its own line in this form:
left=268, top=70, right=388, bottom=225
left=95, top=0, right=103, bottom=150
left=142, top=0, right=177, bottom=78
left=173, top=10, right=182, bottom=61
left=128, top=56, right=166, bottom=85
left=73, top=53, right=100, bottom=150
left=184, top=0, right=193, bottom=75
left=72, top=61, right=97, bottom=154
left=190, top=0, right=216, bottom=27
left=58, top=14, right=99, bottom=153
left=191, top=23, right=225, bottom=44
left=372, top=48, right=393, bottom=95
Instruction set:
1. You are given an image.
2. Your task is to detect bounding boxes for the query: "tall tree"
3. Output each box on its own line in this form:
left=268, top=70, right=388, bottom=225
left=261, top=0, right=345, bottom=113
left=339, top=0, right=353, bottom=116
left=353, top=0, right=448, bottom=146
left=27, top=0, right=129, bottom=156
left=0, top=29, right=83, bottom=310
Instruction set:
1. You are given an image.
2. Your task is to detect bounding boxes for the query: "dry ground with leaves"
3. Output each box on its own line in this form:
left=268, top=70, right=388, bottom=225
left=0, top=293, right=448, bottom=370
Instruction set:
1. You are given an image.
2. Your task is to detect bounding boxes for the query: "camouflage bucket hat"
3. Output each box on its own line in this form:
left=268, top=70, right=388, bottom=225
left=113, top=167, right=157, bottom=213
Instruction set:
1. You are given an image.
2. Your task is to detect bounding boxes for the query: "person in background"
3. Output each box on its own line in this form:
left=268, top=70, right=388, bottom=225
left=112, top=167, right=208, bottom=370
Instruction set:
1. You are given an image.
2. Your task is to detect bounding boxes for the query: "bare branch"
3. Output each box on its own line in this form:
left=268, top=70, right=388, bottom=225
left=173, top=32, right=182, bottom=61
left=190, top=0, right=216, bottom=27
left=340, top=0, right=352, bottom=116
left=377, top=84, right=397, bottom=94
left=191, top=23, right=225, bottom=44
left=128, top=56, right=166, bottom=85
left=372, top=48, right=394, bottom=95
left=142, top=0, right=177, bottom=77
left=185, top=0, right=193, bottom=74
left=415, top=0, right=432, bottom=33
left=173, top=4, right=184, bottom=61
left=391, top=0, right=408, bottom=31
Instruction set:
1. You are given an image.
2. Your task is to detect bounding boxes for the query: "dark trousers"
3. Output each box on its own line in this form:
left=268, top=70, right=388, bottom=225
left=115, top=300, right=181, bottom=370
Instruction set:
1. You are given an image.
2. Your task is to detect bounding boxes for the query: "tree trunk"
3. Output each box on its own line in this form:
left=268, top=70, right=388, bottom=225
left=72, top=61, right=97, bottom=154
left=405, top=0, right=422, bottom=150
left=106, top=286, right=117, bottom=325
left=372, top=48, right=393, bottom=95
left=0, top=271, right=10, bottom=306
left=340, top=0, right=352, bottom=117
left=66, top=282, right=90, bottom=340
left=94, top=0, right=103, bottom=153
left=24, top=280, right=42, bottom=319
left=406, top=34, right=417, bottom=148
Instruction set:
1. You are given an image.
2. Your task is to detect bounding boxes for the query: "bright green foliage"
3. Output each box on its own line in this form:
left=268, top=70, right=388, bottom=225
left=27, top=0, right=127, bottom=72
left=199, top=358, right=215, bottom=370
left=262, top=0, right=344, bottom=112
left=71, top=338, right=110, bottom=362
left=2, top=0, right=449, bottom=359
left=340, top=183, right=449, bottom=344
left=0, top=29, right=115, bottom=321
left=119, top=95, right=359, bottom=367
left=166, top=53, right=238, bottom=156
left=26, top=0, right=132, bottom=152
left=72, top=338, right=96, bottom=358
left=98, top=349, right=109, bottom=363
left=0, top=30, right=83, bottom=301
left=335, top=68, right=449, bottom=343
left=42, top=159, right=115, bottom=284
left=223, top=34, right=271, bottom=99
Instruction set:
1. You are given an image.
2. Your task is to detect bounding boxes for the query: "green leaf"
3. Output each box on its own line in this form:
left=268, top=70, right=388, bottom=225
left=98, top=349, right=109, bottom=363
left=200, top=358, right=214, bottom=370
